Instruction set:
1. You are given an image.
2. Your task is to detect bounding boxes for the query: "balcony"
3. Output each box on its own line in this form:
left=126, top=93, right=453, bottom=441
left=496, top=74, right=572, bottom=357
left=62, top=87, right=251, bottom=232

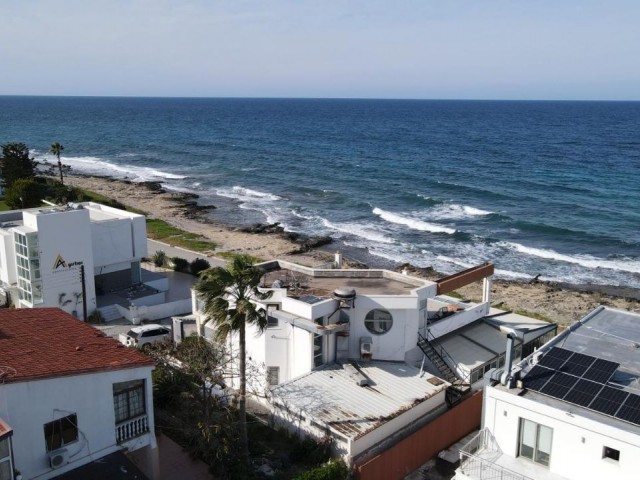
left=458, top=429, right=533, bottom=480
left=458, top=429, right=568, bottom=480
left=115, top=415, right=149, bottom=444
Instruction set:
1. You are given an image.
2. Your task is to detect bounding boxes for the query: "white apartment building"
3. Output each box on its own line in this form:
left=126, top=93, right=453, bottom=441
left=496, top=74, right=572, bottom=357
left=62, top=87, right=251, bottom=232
left=192, top=258, right=555, bottom=465
left=456, top=306, right=640, bottom=480
left=0, top=308, right=157, bottom=480
left=0, top=203, right=146, bottom=319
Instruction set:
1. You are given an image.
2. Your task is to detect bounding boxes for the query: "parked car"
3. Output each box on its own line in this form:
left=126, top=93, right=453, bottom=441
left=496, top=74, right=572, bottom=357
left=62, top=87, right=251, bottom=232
left=119, top=324, right=171, bottom=348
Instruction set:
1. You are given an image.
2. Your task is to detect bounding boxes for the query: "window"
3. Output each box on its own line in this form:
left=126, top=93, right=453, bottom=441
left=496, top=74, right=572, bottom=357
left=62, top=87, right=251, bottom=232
left=266, top=304, right=280, bottom=328
left=603, top=446, right=620, bottom=461
left=365, top=309, right=393, bottom=335
left=519, top=418, right=552, bottom=467
left=0, top=436, right=12, bottom=480
left=113, top=380, right=146, bottom=423
left=44, top=414, right=78, bottom=452
left=267, top=366, right=280, bottom=385
left=313, top=318, right=325, bottom=368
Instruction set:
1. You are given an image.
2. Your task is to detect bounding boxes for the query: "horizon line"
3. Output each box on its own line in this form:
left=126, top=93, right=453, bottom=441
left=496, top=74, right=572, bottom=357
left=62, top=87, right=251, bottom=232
left=1, top=94, right=639, bottom=103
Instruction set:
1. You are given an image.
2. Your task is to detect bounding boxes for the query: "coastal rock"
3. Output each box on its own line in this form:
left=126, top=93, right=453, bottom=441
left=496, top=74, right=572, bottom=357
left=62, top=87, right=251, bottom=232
left=236, top=223, right=285, bottom=234
left=139, top=181, right=164, bottom=192
left=289, top=235, right=332, bottom=254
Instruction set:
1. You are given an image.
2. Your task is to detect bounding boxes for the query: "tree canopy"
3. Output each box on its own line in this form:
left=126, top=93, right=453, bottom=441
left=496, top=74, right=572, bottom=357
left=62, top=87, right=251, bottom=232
left=4, top=178, right=45, bottom=209
left=0, top=143, right=38, bottom=189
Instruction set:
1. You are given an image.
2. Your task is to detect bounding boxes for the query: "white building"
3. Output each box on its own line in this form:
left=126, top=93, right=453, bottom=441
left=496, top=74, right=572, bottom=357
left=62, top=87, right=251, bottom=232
left=0, top=308, right=157, bottom=480
left=0, top=203, right=146, bottom=319
left=193, top=258, right=555, bottom=466
left=456, top=306, right=640, bottom=480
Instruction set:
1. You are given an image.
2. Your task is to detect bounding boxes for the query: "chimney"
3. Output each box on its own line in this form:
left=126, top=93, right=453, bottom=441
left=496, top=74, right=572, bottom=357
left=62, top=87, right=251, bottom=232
left=500, top=333, right=516, bottom=387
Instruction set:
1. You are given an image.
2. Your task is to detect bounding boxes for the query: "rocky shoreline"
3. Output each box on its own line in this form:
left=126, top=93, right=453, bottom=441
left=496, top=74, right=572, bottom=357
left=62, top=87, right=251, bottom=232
left=64, top=174, right=640, bottom=328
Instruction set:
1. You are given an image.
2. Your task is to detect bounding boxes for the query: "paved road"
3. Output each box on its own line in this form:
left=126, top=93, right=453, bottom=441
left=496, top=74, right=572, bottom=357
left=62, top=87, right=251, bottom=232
left=147, top=239, right=226, bottom=268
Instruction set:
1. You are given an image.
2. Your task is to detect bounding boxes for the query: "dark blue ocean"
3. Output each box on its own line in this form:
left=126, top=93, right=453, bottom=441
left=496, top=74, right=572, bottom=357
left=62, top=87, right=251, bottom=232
left=1, top=97, right=639, bottom=288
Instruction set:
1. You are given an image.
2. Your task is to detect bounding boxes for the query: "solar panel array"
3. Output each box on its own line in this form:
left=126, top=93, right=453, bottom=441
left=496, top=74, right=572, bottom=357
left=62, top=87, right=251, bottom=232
left=523, top=347, right=640, bottom=427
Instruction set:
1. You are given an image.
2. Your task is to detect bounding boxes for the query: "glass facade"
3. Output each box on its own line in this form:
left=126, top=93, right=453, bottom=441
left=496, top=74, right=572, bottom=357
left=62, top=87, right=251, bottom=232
left=13, top=232, right=42, bottom=305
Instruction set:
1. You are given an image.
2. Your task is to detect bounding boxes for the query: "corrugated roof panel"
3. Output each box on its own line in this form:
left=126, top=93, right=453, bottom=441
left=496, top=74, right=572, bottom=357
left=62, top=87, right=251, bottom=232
left=271, top=362, right=448, bottom=440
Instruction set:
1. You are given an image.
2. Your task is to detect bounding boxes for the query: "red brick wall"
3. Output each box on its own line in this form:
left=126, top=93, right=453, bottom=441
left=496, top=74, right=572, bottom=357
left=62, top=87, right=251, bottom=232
left=355, top=391, right=483, bottom=480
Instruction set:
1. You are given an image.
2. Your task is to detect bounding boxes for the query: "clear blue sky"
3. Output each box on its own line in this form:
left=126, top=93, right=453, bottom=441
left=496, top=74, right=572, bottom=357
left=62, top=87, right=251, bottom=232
left=1, top=1, right=639, bottom=100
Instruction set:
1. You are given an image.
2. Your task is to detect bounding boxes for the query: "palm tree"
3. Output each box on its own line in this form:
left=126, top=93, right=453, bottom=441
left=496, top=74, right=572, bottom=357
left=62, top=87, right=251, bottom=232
left=194, top=255, right=272, bottom=462
left=49, top=142, right=64, bottom=184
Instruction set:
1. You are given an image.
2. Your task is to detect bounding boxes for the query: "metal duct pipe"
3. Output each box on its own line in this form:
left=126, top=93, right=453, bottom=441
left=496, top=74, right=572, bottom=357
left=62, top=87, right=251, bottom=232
left=500, top=333, right=516, bottom=387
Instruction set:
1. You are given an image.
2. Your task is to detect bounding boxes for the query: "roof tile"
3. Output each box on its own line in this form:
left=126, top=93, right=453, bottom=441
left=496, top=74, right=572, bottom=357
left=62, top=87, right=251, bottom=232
left=0, top=308, right=154, bottom=383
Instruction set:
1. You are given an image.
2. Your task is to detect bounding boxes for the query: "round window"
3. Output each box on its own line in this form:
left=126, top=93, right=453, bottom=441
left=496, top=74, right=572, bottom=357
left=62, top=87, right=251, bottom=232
left=365, top=309, right=393, bottom=335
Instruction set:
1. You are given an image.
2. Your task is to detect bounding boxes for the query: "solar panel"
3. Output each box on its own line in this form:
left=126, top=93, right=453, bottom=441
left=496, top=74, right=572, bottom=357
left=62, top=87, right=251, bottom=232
left=539, top=372, right=579, bottom=398
left=615, top=394, right=640, bottom=425
left=582, top=358, right=619, bottom=384
left=590, top=386, right=629, bottom=417
left=545, top=347, right=574, bottom=361
left=559, top=352, right=595, bottom=377
left=563, top=379, right=603, bottom=408
left=538, top=354, right=568, bottom=371
left=523, top=365, right=555, bottom=392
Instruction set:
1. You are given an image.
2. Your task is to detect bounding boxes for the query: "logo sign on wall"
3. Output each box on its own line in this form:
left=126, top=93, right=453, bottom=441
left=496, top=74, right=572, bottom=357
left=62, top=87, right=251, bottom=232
left=52, top=254, right=83, bottom=272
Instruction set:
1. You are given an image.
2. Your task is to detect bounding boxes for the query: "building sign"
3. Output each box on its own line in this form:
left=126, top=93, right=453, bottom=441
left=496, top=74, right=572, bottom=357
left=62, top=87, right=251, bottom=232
left=52, top=254, right=83, bottom=272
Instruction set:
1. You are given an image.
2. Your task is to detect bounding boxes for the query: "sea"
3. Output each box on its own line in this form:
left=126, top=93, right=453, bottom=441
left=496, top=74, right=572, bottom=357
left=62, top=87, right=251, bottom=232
left=1, top=96, right=639, bottom=289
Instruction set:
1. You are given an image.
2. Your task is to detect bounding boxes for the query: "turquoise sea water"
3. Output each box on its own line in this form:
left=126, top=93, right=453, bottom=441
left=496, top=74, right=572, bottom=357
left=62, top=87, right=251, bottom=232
left=1, top=97, right=639, bottom=288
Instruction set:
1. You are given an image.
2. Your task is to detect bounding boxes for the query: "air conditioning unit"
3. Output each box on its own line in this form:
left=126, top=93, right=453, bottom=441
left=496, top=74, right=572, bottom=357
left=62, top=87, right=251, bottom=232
left=49, top=448, right=69, bottom=469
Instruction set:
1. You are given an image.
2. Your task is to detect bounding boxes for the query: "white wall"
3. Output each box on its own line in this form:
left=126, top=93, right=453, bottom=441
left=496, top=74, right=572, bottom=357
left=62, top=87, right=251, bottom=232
left=26, top=209, right=97, bottom=318
left=484, top=386, right=640, bottom=480
left=0, top=366, right=155, bottom=480
left=0, top=230, right=16, bottom=286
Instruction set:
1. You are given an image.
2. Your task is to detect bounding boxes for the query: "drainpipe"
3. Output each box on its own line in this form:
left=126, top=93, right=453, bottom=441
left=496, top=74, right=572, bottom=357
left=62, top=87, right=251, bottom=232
left=500, top=333, right=516, bottom=388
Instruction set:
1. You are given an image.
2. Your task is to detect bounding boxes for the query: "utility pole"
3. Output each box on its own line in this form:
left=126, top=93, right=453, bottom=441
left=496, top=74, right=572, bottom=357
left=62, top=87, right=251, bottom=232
left=80, top=265, right=88, bottom=321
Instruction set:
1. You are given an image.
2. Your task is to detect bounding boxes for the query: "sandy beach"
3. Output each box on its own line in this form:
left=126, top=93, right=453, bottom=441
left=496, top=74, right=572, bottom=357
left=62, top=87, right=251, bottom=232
left=65, top=175, right=640, bottom=329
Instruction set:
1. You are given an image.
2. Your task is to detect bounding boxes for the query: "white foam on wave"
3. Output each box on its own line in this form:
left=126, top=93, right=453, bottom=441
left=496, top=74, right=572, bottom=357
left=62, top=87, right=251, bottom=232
left=372, top=207, right=456, bottom=235
left=322, top=219, right=395, bottom=244
left=216, top=186, right=281, bottom=202
left=501, top=241, right=640, bottom=274
left=35, top=152, right=187, bottom=181
left=428, top=203, right=493, bottom=220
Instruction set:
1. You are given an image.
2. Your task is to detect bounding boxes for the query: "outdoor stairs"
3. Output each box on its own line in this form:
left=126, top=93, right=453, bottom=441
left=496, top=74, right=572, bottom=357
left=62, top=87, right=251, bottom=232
left=418, top=332, right=471, bottom=408
left=98, top=304, right=123, bottom=322
left=417, top=334, right=458, bottom=383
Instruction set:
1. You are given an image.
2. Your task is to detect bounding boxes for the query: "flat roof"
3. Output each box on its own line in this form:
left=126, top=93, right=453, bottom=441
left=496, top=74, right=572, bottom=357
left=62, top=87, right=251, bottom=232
left=271, top=361, right=448, bottom=441
left=260, top=260, right=432, bottom=299
left=0, top=308, right=154, bottom=383
left=436, top=312, right=555, bottom=372
left=505, top=307, right=640, bottom=433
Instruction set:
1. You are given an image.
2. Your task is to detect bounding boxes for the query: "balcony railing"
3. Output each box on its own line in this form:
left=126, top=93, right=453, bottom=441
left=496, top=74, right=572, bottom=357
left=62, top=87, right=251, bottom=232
left=116, top=415, right=149, bottom=444
left=459, top=429, right=533, bottom=480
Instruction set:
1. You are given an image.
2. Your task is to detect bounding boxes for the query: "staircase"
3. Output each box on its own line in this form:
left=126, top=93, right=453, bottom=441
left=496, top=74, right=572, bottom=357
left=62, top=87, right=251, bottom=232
left=418, top=331, right=471, bottom=407
left=418, top=332, right=458, bottom=383
left=98, top=304, right=124, bottom=322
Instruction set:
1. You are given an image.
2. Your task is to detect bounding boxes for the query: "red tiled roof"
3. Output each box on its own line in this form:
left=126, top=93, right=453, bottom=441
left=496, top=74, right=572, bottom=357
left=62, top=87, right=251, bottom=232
left=0, top=308, right=154, bottom=383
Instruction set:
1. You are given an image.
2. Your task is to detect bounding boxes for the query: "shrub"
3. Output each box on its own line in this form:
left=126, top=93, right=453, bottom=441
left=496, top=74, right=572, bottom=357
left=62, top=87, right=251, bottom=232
left=87, top=310, right=105, bottom=324
left=189, top=258, right=210, bottom=276
left=152, top=250, right=167, bottom=267
left=171, top=256, right=189, bottom=273
left=292, top=459, right=349, bottom=480
left=290, top=436, right=333, bottom=465
left=4, top=178, right=45, bottom=209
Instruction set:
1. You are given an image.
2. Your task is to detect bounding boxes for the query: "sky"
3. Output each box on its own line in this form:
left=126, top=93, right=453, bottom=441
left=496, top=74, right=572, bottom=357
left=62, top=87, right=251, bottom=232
left=1, top=1, right=639, bottom=100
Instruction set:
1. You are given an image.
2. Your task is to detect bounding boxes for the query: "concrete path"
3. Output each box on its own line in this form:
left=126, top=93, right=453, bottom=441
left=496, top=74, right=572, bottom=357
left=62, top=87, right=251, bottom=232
left=157, top=434, right=215, bottom=480
left=147, top=239, right=226, bottom=268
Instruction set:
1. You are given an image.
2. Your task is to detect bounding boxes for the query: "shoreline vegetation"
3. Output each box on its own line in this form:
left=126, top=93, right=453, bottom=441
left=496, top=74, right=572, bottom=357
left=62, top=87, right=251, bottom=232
left=63, top=174, right=640, bottom=329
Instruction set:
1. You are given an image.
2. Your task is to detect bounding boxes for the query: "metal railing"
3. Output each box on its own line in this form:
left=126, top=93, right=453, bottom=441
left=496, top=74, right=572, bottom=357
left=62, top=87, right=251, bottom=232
left=459, top=429, right=533, bottom=480
left=419, top=330, right=471, bottom=384
left=115, top=415, right=149, bottom=444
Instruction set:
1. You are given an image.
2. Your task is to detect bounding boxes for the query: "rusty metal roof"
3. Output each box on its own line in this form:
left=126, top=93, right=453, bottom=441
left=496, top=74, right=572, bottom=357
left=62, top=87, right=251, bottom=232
left=271, top=361, right=448, bottom=441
